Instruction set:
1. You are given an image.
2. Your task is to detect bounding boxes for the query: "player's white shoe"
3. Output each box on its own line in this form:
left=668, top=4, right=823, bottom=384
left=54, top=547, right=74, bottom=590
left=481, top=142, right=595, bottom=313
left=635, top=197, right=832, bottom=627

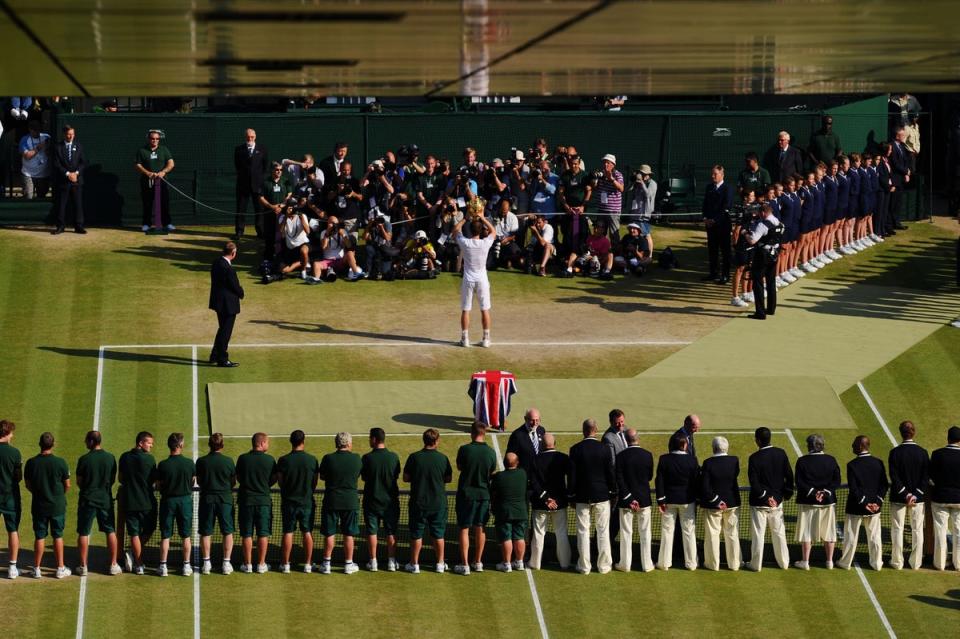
left=222, top=561, right=234, bottom=575
left=182, top=564, right=193, bottom=577
left=453, top=564, right=470, bottom=575
left=256, top=563, right=269, bottom=574
left=404, top=563, right=420, bottom=574
left=496, top=562, right=512, bottom=573
left=158, top=564, right=168, bottom=577
left=109, top=563, right=122, bottom=576
left=202, top=560, right=212, bottom=575
left=344, top=562, right=360, bottom=575
left=366, top=559, right=378, bottom=572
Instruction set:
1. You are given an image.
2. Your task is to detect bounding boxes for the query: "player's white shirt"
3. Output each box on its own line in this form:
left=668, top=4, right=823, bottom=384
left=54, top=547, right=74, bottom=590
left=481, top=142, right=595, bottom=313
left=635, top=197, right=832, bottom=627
left=456, top=233, right=495, bottom=282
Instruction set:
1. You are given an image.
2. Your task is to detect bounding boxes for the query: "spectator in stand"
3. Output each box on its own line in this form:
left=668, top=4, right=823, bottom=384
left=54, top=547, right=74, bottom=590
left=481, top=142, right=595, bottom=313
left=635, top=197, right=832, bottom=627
left=9, top=97, right=32, bottom=120
left=738, top=152, right=771, bottom=195
left=592, top=154, right=624, bottom=242
left=888, top=93, right=921, bottom=134
left=318, top=432, right=363, bottom=575
left=524, top=214, right=555, bottom=277
left=887, top=420, right=928, bottom=570
left=765, top=131, right=805, bottom=185
left=135, top=130, right=175, bottom=232
left=793, top=434, right=841, bottom=570
left=24, top=432, right=71, bottom=579
left=490, top=452, right=529, bottom=572
left=807, top=115, right=842, bottom=166
left=51, top=124, right=85, bottom=235
left=19, top=120, right=51, bottom=200
left=701, top=165, right=734, bottom=285
left=836, top=436, right=888, bottom=571
left=233, top=128, right=269, bottom=239
left=929, top=425, right=960, bottom=571
left=655, top=432, right=699, bottom=571
left=562, top=219, right=613, bottom=280
left=700, top=436, right=741, bottom=571
left=528, top=433, right=571, bottom=570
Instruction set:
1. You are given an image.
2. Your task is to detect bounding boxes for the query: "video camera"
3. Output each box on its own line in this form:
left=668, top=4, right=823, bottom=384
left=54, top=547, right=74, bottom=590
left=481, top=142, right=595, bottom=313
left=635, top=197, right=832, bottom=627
left=728, top=201, right=762, bottom=227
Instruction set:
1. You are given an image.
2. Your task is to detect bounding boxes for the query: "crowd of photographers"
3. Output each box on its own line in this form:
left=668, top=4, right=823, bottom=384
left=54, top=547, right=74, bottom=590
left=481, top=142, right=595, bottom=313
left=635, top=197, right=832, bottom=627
left=237, top=135, right=659, bottom=284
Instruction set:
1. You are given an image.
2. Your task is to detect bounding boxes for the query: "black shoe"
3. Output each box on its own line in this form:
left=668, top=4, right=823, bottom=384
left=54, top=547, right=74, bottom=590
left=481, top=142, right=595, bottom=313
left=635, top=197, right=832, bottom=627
left=767, top=310, right=776, bottom=316
left=700, top=274, right=718, bottom=282
left=51, top=227, right=64, bottom=235
left=894, top=224, right=907, bottom=230
left=748, top=313, right=766, bottom=320
left=216, top=360, right=239, bottom=368
left=74, top=227, right=87, bottom=234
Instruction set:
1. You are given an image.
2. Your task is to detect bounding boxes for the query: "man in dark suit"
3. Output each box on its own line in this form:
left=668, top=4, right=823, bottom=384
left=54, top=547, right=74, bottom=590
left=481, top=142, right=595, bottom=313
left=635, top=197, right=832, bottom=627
left=701, top=165, right=734, bottom=284
left=837, top=435, right=888, bottom=571
left=528, top=433, right=571, bottom=570
left=655, top=432, right=699, bottom=570
left=505, top=408, right=545, bottom=477
left=764, top=130, right=805, bottom=184
left=568, top=419, right=615, bottom=574
left=601, top=408, right=628, bottom=551
left=614, top=429, right=654, bottom=572
left=929, top=425, right=960, bottom=571
left=234, top=128, right=269, bottom=239
left=673, top=414, right=700, bottom=462
left=209, top=242, right=244, bottom=368
left=317, top=142, right=349, bottom=210
left=888, top=127, right=911, bottom=231
left=887, top=420, right=929, bottom=570
left=746, top=426, right=793, bottom=571
left=51, top=124, right=85, bottom=234
left=700, top=436, right=741, bottom=571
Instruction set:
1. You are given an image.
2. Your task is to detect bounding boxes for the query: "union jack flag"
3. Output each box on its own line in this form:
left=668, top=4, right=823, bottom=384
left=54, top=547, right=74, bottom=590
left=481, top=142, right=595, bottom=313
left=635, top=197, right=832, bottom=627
left=467, top=370, right=518, bottom=431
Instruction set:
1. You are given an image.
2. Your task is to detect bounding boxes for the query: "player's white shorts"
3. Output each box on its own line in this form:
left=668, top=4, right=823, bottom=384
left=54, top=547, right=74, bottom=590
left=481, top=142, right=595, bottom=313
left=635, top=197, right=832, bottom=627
left=461, top=278, right=491, bottom=311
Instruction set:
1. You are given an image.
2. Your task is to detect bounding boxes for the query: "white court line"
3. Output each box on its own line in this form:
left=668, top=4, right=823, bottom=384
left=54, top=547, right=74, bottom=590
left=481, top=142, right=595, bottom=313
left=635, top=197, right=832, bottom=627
left=784, top=428, right=802, bottom=457
left=75, top=347, right=105, bottom=639
left=857, top=382, right=898, bottom=446
left=191, top=346, right=201, bottom=639
left=854, top=563, right=897, bottom=638
left=219, top=430, right=778, bottom=439
left=100, top=339, right=692, bottom=350
left=489, top=434, right=505, bottom=471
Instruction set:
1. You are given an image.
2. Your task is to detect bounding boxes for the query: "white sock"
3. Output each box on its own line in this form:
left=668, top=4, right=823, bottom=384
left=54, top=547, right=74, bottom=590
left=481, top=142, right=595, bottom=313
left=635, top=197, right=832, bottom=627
left=483, top=330, right=490, bottom=339
left=461, top=330, right=469, bottom=338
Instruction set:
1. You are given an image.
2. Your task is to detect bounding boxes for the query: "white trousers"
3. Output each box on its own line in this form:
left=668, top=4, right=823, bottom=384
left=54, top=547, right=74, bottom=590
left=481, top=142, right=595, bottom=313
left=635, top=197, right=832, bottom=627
left=889, top=502, right=924, bottom=570
left=931, top=502, right=960, bottom=571
left=575, top=501, right=612, bottom=574
left=838, top=513, right=883, bottom=571
left=749, top=505, right=790, bottom=570
left=529, top=509, right=572, bottom=570
left=703, top=507, right=741, bottom=571
left=657, top=503, right=697, bottom=570
left=616, top=507, right=653, bottom=572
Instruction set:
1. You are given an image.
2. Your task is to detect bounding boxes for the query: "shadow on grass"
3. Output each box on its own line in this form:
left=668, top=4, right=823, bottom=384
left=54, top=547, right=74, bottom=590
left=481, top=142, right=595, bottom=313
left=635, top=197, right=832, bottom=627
left=38, top=346, right=198, bottom=367
left=114, top=237, right=231, bottom=273
left=249, top=320, right=454, bottom=345
left=909, top=589, right=960, bottom=611
left=392, top=412, right=473, bottom=433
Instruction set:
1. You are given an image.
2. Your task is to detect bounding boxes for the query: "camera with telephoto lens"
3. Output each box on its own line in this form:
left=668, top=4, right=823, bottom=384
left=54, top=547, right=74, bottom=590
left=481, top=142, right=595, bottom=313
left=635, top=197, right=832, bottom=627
left=590, top=169, right=605, bottom=183
left=528, top=167, right=541, bottom=182
left=728, top=201, right=761, bottom=226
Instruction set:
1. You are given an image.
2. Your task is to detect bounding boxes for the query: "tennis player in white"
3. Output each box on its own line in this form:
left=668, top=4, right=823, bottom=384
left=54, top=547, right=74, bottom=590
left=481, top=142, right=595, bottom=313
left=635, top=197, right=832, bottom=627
left=453, top=199, right=496, bottom=347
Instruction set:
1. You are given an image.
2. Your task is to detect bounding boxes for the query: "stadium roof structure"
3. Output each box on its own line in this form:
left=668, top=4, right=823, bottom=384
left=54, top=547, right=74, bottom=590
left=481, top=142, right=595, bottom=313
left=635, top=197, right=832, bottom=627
left=1, top=0, right=959, bottom=97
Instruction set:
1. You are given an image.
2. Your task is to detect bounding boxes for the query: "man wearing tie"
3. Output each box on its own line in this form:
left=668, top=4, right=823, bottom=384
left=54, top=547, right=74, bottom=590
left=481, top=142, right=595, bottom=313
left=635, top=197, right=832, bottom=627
left=234, top=128, right=269, bottom=240
left=765, top=130, right=805, bottom=184
left=602, top=409, right=628, bottom=553
left=889, top=128, right=911, bottom=231
left=52, top=125, right=85, bottom=235
left=505, top=408, right=545, bottom=476
left=209, top=242, right=244, bottom=368
left=701, top=166, right=734, bottom=284
left=673, top=414, right=700, bottom=462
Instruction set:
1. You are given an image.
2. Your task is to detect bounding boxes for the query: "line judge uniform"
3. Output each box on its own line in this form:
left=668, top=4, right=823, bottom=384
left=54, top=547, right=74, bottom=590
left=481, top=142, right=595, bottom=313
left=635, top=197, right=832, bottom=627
left=700, top=452, right=741, bottom=571
left=568, top=437, right=615, bottom=575
left=655, top=450, right=699, bottom=570
left=528, top=448, right=572, bottom=570
left=209, top=254, right=244, bottom=366
left=614, top=444, right=654, bottom=572
left=887, top=439, right=929, bottom=570
left=746, top=445, right=794, bottom=570
left=929, top=439, right=960, bottom=571
left=837, top=452, right=888, bottom=571
left=794, top=452, right=841, bottom=546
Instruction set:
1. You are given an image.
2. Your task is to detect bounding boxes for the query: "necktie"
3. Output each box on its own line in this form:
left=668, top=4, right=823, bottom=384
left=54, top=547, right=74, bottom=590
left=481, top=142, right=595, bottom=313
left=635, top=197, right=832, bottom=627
left=779, top=149, right=786, bottom=163
left=249, top=145, right=254, bottom=156
left=67, top=144, right=72, bottom=161
left=530, top=430, right=539, bottom=454
left=619, top=431, right=626, bottom=448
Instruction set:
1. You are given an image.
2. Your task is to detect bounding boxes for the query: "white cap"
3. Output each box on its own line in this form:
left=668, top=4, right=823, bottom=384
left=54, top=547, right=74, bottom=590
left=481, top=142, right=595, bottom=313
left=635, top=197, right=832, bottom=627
left=414, top=230, right=428, bottom=240
left=601, top=154, right=617, bottom=165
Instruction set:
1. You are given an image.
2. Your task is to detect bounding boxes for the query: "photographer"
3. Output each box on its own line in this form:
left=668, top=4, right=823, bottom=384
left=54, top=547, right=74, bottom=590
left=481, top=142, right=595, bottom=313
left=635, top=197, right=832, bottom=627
left=435, top=197, right=464, bottom=273
left=614, top=222, right=650, bottom=276
left=361, top=158, right=396, bottom=222
left=327, top=161, right=363, bottom=239
left=628, top=164, right=657, bottom=258
left=480, top=158, right=511, bottom=215
left=402, top=230, right=438, bottom=279
left=562, top=219, right=614, bottom=280
left=363, top=213, right=399, bottom=281
left=592, top=154, right=624, bottom=242
left=258, top=162, right=293, bottom=261
left=505, top=149, right=529, bottom=214
left=277, top=201, right=312, bottom=280
left=397, top=144, right=425, bottom=178
left=489, top=198, right=522, bottom=270
left=293, top=164, right=326, bottom=221
left=308, top=215, right=367, bottom=283
left=528, top=159, right=559, bottom=218
left=743, top=202, right=782, bottom=320
left=525, top=214, right=556, bottom=277
left=445, top=165, right=478, bottom=207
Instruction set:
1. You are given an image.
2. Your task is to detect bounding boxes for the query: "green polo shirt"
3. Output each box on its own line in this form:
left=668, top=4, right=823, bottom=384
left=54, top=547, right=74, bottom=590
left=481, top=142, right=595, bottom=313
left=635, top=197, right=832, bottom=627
left=809, top=131, right=841, bottom=163
left=261, top=175, right=292, bottom=206
left=136, top=144, right=173, bottom=173
left=0, top=442, right=22, bottom=497
left=560, top=169, right=589, bottom=207
left=737, top=168, right=771, bottom=193
left=319, top=450, right=362, bottom=511
left=416, top=171, right=444, bottom=204
left=491, top=468, right=528, bottom=520
left=456, top=441, right=497, bottom=500
left=196, top=452, right=235, bottom=504
left=404, top=448, right=452, bottom=513
left=156, top=454, right=195, bottom=498
left=24, top=453, right=70, bottom=516
left=118, top=448, right=157, bottom=512
left=76, top=448, right=117, bottom=509
left=235, top=450, right=276, bottom=507
left=277, top=449, right=320, bottom=507
left=361, top=448, right=400, bottom=512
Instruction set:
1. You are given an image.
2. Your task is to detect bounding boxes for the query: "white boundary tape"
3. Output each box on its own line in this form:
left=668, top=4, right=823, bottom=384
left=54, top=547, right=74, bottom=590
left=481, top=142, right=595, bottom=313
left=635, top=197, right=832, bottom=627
left=100, top=340, right=692, bottom=350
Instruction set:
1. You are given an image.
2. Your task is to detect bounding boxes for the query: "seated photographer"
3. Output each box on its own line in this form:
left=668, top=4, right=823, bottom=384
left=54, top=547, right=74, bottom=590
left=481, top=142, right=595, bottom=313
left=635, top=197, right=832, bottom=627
left=435, top=197, right=464, bottom=273
left=614, top=222, right=651, bottom=276
left=524, top=214, right=555, bottom=277
left=390, top=200, right=417, bottom=248
left=402, top=230, right=438, bottom=279
left=488, top=198, right=522, bottom=270
left=277, top=201, right=312, bottom=280
left=363, top=213, right=399, bottom=281
left=627, top=164, right=657, bottom=257
left=562, top=219, right=614, bottom=280
left=308, top=215, right=367, bottom=283
left=327, top=161, right=364, bottom=239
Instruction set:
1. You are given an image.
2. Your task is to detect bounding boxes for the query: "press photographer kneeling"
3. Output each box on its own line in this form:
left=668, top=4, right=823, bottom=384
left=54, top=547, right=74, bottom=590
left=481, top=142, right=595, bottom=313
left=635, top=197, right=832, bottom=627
left=743, top=202, right=784, bottom=320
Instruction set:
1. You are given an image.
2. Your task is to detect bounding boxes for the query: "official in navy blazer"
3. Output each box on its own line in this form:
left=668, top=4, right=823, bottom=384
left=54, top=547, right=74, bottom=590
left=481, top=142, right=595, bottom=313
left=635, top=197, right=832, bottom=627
left=614, top=429, right=654, bottom=572
left=887, top=420, right=929, bottom=570
left=700, top=436, right=741, bottom=571
left=51, top=124, right=86, bottom=234
left=528, top=433, right=572, bottom=570
left=794, top=434, right=841, bottom=569
left=765, top=130, right=806, bottom=184
left=569, top=419, right=615, bottom=574
left=506, top=408, right=546, bottom=480
left=234, top=128, right=269, bottom=239
left=746, top=427, right=793, bottom=571
left=655, top=432, right=699, bottom=570
left=209, top=242, right=245, bottom=368
left=837, top=436, right=888, bottom=571
left=929, top=425, right=960, bottom=571
left=701, top=165, right=735, bottom=283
